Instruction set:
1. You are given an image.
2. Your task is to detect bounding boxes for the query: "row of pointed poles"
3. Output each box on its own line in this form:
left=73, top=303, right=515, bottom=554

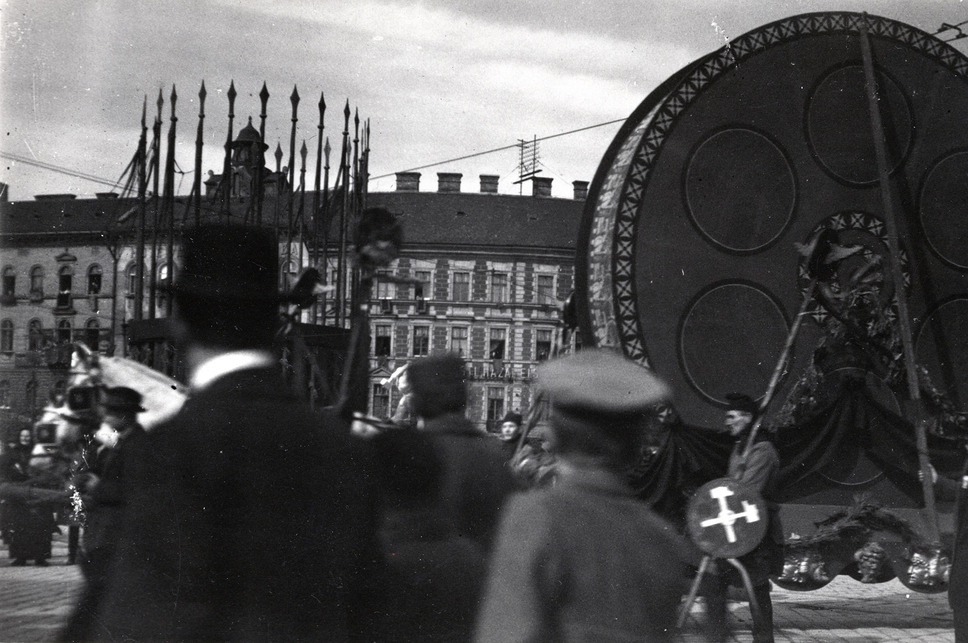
left=124, top=80, right=369, bottom=331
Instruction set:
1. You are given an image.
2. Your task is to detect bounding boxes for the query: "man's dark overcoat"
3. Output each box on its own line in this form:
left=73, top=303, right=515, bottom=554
left=97, top=368, right=384, bottom=641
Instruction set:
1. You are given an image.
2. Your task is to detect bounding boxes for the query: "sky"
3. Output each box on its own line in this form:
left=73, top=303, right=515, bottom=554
left=1, top=0, right=966, bottom=202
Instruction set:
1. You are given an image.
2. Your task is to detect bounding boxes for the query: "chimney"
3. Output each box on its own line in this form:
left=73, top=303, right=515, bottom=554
left=532, top=177, right=553, bottom=198
left=395, top=172, right=421, bottom=192
left=479, top=175, right=499, bottom=194
left=572, top=180, right=589, bottom=201
left=437, top=172, right=462, bottom=193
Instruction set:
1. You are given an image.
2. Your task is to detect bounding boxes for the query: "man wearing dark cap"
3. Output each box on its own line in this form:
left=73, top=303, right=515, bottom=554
left=62, top=387, right=146, bottom=642
left=407, top=352, right=517, bottom=549
left=475, top=348, right=694, bottom=642
left=706, top=393, right=783, bottom=643
left=96, top=226, right=382, bottom=641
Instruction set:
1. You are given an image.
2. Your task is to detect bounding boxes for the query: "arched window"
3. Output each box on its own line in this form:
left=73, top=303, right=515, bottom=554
left=30, top=266, right=44, bottom=297
left=2, top=266, right=15, bottom=298
left=87, top=264, right=103, bottom=295
left=57, top=266, right=74, bottom=308
left=0, top=320, right=12, bottom=354
left=84, top=319, right=101, bottom=352
left=57, top=319, right=72, bottom=344
left=25, top=379, right=38, bottom=411
left=28, top=319, right=43, bottom=351
left=0, top=380, right=9, bottom=408
left=158, top=263, right=170, bottom=283
left=126, top=263, right=144, bottom=295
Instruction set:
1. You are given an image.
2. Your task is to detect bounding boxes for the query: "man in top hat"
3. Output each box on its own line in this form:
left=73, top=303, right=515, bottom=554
left=475, top=348, right=695, bottom=642
left=705, top=393, right=783, bottom=643
left=96, top=225, right=383, bottom=641
left=407, top=353, right=518, bottom=550
left=62, top=387, right=146, bottom=642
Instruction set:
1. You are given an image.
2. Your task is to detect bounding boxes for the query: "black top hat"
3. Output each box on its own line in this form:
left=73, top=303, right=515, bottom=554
left=168, top=225, right=279, bottom=302
left=500, top=411, right=523, bottom=426
left=101, top=387, right=146, bottom=413
left=725, top=393, right=758, bottom=416
left=169, top=225, right=281, bottom=348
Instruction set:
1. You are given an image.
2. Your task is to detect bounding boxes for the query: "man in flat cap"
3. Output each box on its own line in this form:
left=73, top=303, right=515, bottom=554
left=706, top=393, right=783, bottom=643
left=96, top=225, right=382, bottom=641
left=475, top=348, right=694, bottom=642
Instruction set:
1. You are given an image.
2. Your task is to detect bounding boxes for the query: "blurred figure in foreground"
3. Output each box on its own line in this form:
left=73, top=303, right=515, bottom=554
left=0, top=426, right=58, bottom=566
left=96, top=225, right=383, bottom=641
left=61, top=387, right=146, bottom=642
left=475, top=349, right=694, bottom=642
left=408, top=353, right=517, bottom=550
left=371, top=429, right=486, bottom=641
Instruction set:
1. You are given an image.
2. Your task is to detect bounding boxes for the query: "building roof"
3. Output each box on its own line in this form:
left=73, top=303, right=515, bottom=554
left=366, top=191, right=583, bottom=251
left=1, top=189, right=586, bottom=251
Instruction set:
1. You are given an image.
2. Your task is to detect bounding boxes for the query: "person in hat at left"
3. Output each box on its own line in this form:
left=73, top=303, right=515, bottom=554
left=62, top=387, right=147, bottom=642
left=94, top=225, right=383, bottom=642
left=475, top=348, right=696, bottom=642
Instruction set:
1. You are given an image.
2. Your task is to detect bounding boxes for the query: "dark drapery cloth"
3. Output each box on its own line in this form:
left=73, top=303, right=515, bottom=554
left=632, top=380, right=963, bottom=516
left=629, top=423, right=732, bottom=525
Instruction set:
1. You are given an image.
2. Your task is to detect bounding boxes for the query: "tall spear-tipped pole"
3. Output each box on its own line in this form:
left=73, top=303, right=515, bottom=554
left=336, top=101, right=351, bottom=327
left=859, top=17, right=939, bottom=543
left=274, top=143, right=283, bottom=236
left=352, top=109, right=360, bottom=205
left=298, top=140, right=308, bottom=275
left=193, top=82, right=206, bottom=227
left=285, top=86, right=300, bottom=274
left=221, top=81, right=237, bottom=222
left=320, top=137, right=332, bottom=324
left=163, top=85, right=178, bottom=318
left=148, top=90, right=163, bottom=319
left=135, top=97, right=148, bottom=323
left=257, top=83, right=269, bottom=227
left=312, top=92, right=325, bottom=323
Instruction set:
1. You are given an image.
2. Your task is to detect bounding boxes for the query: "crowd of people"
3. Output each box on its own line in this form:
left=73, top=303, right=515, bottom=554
left=9, top=221, right=956, bottom=642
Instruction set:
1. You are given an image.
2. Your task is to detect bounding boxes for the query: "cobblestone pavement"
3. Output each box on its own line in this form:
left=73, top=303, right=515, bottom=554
left=0, top=534, right=957, bottom=642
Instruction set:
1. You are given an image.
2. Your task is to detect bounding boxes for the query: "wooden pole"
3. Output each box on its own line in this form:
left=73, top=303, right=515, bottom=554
left=257, top=83, right=269, bottom=227
left=148, top=91, right=162, bottom=319
left=859, top=16, right=940, bottom=543
left=221, top=81, right=237, bottom=223
left=135, top=97, right=148, bottom=322
left=193, top=82, right=206, bottom=227
left=163, top=85, right=177, bottom=318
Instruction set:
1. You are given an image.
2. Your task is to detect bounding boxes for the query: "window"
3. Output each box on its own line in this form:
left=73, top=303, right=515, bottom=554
left=452, top=272, right=470, bottom=302
left=374, top=324, right=392, bottom=357
left=0, top=380, right=9, bottom=408
left=375, top=271, right=393, bottom=300
left=57, top=266, right=73, bottom=308
left=0, top=320, right=12, bottom=354
left=371, top=383, right=390, bottom=418
left=87, top=265, right=102, bottom=295
left=2, top=267, right=15, bottom=297
left=85, top=319, right=101, bottom=352
left=537, top=275, right=554, bottom=304
left=414, top=271, right=431, bottom=300
left=491, top=273, right=508, bottom=303
left=30, top=266, right=44, bottom=296
left=57, top=319, right=72, bottom=343
left=450, top=327, right=468, bottom=357
left=536, top=329, right=553, bottom=362
left=412, top=325, right=430, bottom=357
left=26, top=379, right=38, bottom=411
left=158, top=263, right=171, bottom=283
left=489, top=328, right=506, bottom=360
left=126, top=263, right=138, bottom=294
left=487, top=387, right=506, bottom=429
left=28, top=320, right=43, bottom=351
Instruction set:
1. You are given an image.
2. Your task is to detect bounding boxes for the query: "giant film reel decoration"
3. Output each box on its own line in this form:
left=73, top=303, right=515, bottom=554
left=577, top=12, right=968, bottom=432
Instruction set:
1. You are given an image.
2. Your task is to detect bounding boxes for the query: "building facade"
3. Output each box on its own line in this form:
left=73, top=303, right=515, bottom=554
left=0, top=169, right=585, bottom=432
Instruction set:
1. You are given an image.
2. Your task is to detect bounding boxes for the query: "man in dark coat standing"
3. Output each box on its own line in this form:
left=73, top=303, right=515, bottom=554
left=96, top=225, right=383, bottom=641
left=408, top=353, right=517, bottom=550
left=706, top=393, right=783, bottom=643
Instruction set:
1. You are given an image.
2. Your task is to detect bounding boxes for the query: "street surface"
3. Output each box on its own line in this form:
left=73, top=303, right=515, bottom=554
left=0, top=532, right=956, bottom=642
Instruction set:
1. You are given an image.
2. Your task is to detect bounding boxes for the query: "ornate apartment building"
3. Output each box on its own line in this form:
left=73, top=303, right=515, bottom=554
left=0, top=170, right=585, bottom=432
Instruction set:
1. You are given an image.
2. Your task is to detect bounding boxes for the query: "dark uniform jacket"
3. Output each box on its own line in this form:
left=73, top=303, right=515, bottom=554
left=97, top=367, right=384, bottom=642
left=728, top=439, right=784, bottom=585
